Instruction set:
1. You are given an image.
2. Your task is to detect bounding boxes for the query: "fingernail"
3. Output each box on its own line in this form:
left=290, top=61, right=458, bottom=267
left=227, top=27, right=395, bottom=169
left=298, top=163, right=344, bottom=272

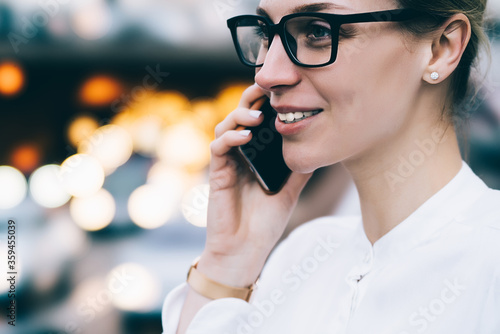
left=249, top=110, right=262, bottom=119
left=239, top=130, right=251, bottom=137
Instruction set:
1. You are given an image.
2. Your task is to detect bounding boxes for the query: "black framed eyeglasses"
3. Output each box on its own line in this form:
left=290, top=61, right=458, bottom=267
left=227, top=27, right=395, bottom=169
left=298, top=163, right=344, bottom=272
left=227, top=9, right=426, bottom=68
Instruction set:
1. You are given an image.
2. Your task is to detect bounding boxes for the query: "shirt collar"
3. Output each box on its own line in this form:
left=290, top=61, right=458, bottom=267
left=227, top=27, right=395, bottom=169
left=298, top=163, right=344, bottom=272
left=354, top=160, right=489, bottom=266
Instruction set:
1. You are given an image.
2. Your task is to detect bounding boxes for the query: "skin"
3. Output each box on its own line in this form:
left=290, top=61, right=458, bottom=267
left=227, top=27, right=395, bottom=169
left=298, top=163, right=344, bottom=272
left=176, top=1, right=472, bottom=332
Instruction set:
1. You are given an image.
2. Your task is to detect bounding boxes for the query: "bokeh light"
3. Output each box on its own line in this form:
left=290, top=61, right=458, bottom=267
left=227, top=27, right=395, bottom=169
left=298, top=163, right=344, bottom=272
left=70, top=188, right=115, bottom=231
left=156, top=122, right=211, bottom=172
left=78, top=125, right=133, bottom=174
left=60, top=154, right=105, bottom=198
left=108, top=263, right=161, bottom=312
left=215, top=84, right=250, bottom=117
left=124, top=91, right=191, bottom=125
left=129, top=115, right=164, bottom=157
left=67, top=115, right=100, bottom=147
left=191, top=98, right=219, bottom=139
left=69, top=276, right=113, bottom=322
left=71, top=0, right=112, bottom=40
left=128, top=184, right=179, bottom=229
left=10, top=144, right=41, bottom=173
left=0, top=166, right=27, bottom=210
left=181, top=184, right=210, bottom=228
left=147, top=162, right=189, bottom=190
left=29, top=165, right=72, bottom=209
left=79, top=75, right=123, bottom=106
left=0, top=61, right=25, bottom=96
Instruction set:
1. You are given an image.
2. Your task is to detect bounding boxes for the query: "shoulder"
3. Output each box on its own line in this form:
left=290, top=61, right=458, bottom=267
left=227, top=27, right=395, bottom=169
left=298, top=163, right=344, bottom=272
left=459, top=187, right=500, bottom=277
left=463, top=187, right=500, bottom=231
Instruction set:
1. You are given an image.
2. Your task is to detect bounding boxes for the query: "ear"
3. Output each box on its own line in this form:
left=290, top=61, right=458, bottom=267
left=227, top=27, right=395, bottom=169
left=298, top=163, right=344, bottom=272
left=424, top=14, right=472, bottom=84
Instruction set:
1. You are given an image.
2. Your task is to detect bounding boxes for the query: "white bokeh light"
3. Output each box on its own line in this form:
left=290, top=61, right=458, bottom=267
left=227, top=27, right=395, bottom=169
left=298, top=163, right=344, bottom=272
left=156, top=122, right=210, bottom=171
left=69, top=276, right=113, bottom=319
left=29, top=165, right=71, bottom=208
left=130, top=115, right=163, bottom=157
left=79, top=124, right=133, bottom=174
left=147, top=163, right=189, bottom=190
left=128, top=184, right=179, bottom=229
left=71, top=0, right=112, bottom=40
left=108, top=263, right=161, bottom=312
left=0, top=166, right=27, bottom=210
left=182, top=184, right=209, bottom=228
left=70, top=188, right=115, bottom=231
left=60, top=154, right=105, bottom=198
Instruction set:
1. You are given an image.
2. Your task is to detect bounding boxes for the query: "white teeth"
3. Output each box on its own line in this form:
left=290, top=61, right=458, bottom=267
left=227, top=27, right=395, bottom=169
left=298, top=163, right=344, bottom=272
left=278, top=110, right=322, bottom=124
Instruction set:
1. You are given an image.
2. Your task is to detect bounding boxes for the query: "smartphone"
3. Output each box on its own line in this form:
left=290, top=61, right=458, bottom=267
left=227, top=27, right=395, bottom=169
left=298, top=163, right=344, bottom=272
left=236, top=97, right=292, bottom=194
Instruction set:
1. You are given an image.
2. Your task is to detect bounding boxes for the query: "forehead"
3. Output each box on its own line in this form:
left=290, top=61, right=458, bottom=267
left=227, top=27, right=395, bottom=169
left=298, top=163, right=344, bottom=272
left=257, top=0, right=397, bottom=20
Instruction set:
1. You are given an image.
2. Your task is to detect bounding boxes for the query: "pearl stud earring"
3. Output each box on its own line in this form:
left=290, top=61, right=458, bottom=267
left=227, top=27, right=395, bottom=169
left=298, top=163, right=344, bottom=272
left=431, top=72, right=439, bottom=80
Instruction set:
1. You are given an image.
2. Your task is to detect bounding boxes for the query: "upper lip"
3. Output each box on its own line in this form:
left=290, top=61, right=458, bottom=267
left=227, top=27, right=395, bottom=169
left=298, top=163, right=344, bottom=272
left=271, top=105, right=324, bottom=114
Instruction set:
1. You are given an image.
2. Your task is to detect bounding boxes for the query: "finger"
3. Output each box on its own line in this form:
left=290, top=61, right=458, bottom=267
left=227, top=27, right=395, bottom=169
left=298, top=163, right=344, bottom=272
left=215, top=107, right=264, bottom=138
left=238, top=84, right=267, bottom=108
left=210, top=130, right=253, bottom=160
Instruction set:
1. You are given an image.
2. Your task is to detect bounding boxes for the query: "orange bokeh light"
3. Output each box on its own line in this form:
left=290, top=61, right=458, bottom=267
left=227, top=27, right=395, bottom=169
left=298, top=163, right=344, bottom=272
left=11, top=145, right=41, bottom=173
left=67, top=115, right=99, bottom=147
left=215, top=83, right=251, bottom=118
left=79, top=75, right=123, bottom=106
left=0, top=62, right=25, bottom=96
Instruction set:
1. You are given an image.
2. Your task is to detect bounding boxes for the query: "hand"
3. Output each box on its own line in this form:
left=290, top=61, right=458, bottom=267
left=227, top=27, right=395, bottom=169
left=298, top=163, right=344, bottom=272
left=198, top=84, right=313, bottom=287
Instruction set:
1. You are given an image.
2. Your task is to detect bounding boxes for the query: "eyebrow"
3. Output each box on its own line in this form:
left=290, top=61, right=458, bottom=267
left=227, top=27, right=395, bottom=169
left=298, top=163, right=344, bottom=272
left=256, top=2, right=350, bottom=17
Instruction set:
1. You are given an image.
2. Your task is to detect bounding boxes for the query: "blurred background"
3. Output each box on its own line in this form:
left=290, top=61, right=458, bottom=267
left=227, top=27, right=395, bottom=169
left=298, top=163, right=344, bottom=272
left=0, top=1, right=499, bottom=333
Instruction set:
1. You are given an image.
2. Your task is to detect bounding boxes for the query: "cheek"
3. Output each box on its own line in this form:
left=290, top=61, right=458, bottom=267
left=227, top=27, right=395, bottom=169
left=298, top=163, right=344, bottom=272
left=330, top=34, right=421, bottom=131
left=283, top=35, right=423, bottom=171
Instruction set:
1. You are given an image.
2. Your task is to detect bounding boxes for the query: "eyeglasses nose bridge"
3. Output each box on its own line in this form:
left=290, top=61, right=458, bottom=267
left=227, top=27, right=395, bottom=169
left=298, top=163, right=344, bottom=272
left=263, top=32, right=291, bottom=66
left=262, top=22, right=293, bottom=61
left=264, top=23, right=282, bottom=50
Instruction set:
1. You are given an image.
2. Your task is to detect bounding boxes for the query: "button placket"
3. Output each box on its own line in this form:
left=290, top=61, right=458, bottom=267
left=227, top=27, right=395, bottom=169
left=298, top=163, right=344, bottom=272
left=345, top=248, right=374, bottom=325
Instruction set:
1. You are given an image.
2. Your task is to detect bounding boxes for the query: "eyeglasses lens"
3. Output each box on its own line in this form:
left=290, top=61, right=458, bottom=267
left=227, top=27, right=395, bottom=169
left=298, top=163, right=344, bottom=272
left=235, top=16, right=333, bottom=66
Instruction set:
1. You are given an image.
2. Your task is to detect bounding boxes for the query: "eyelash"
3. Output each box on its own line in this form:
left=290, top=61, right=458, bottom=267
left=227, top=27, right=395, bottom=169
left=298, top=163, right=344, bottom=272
left=253, top=22, right=357, bottom=41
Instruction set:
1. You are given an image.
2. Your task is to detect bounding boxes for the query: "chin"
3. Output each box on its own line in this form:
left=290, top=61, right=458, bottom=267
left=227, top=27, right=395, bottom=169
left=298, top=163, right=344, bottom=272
left=282, top=146, right=321, bottom=174
left=282, top=139, right=345, bottom=173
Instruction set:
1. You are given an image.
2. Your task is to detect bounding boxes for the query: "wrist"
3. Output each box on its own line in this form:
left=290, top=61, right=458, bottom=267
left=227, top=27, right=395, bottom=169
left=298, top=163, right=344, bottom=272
left=187, top=257, right=258, bottom=301
left=196, top=250, right=266, bottom=288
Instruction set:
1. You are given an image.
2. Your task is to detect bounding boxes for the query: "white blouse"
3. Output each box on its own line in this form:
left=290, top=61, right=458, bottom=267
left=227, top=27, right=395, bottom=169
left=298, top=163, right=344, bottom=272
left=162, top=161, right=500, bottom=334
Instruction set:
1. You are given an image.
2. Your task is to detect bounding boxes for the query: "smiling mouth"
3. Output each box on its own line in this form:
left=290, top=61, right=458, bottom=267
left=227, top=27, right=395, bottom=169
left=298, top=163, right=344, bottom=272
left=277, top=110, right=323, bottom=124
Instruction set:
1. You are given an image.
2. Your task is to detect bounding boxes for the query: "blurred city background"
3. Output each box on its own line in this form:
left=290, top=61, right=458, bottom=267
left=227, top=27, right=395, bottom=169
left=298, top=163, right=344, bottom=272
left=0, top=1, right=499, bottom=333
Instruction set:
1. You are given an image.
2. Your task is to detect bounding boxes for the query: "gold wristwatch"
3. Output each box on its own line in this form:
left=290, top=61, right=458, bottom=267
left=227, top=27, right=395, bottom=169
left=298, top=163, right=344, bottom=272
left=186, top=257, right=258, bottom=302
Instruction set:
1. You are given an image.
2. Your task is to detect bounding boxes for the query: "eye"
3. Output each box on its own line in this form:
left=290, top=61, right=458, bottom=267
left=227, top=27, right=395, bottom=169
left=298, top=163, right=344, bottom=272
left=308, top=24, right=331, bottom=39
left=306, top=22, right=331, bottom=40
left=254, top=24, right=269, bottom=40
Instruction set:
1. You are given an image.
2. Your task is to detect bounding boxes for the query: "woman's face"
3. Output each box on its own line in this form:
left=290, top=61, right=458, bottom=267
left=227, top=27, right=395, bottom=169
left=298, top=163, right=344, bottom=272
left=255, top=0, right=431, bottom=173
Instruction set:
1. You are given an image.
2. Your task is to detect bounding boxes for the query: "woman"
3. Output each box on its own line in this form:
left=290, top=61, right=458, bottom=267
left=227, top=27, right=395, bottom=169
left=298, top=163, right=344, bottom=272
left=163, top=0, right=499, bottom=333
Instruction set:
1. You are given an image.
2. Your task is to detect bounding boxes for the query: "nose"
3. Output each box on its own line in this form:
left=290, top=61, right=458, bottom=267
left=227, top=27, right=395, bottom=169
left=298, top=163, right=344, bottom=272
left=254, top=34, right=301, bottom=93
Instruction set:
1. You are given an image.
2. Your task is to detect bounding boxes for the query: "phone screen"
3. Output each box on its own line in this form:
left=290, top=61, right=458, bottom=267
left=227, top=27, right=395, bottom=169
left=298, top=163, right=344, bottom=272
left=237, top=98, right=292, bottom=194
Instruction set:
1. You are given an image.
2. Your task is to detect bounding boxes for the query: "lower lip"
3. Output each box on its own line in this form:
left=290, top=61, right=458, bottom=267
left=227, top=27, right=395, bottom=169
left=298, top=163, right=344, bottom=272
left=275, top=112, right=322, bottom=136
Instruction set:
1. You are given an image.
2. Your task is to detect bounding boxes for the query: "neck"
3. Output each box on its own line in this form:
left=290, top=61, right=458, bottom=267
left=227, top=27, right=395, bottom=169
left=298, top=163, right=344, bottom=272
left=343, top=118, right=463, bottom=245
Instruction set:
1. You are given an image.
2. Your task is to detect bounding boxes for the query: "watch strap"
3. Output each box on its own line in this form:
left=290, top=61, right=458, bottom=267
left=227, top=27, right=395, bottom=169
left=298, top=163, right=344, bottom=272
left=186, top=257, right=257, bottom=302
